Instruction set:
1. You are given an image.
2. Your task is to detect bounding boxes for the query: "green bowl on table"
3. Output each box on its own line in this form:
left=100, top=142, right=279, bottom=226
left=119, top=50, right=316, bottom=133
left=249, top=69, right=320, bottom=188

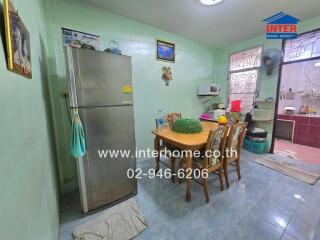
left=171, top=119, right=203, bottom=134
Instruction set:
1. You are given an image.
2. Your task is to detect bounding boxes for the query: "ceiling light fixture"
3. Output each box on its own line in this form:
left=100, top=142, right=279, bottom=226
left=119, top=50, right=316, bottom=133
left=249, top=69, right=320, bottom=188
left=200, top=0, right=223, bottom=6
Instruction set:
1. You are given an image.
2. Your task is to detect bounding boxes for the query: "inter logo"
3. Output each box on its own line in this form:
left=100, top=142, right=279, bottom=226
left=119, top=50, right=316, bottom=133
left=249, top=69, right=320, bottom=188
left=263, top=12, right=300, bottom=39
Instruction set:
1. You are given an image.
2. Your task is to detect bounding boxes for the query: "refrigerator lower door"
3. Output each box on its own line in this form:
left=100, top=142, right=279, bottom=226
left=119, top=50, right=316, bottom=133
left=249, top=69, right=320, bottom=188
left=77, top=105, right=136, bottom=213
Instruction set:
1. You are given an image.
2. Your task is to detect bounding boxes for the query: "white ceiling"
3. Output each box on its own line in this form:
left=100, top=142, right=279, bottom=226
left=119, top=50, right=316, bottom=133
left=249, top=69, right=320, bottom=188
left=76, top=0, right=320, bottom=48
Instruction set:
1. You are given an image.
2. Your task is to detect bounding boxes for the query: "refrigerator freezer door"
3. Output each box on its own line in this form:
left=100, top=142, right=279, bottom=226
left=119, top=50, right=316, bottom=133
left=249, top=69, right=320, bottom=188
left=69, top=47, right=133, bottom=107
left=78, top=105, right=137, bottom=212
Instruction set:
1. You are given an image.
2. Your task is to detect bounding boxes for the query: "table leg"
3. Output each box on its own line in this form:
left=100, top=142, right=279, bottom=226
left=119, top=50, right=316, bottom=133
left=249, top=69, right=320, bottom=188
left=185, top=153, right=192, bottom=202
left=170, top=156, right=176, bottom=183
left=154, top=136, right=160, bottom=173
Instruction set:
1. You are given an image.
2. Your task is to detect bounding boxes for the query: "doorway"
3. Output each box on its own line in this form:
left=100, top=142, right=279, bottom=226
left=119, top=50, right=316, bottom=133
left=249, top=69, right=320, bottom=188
left=272, top=28, right=320, bottom=165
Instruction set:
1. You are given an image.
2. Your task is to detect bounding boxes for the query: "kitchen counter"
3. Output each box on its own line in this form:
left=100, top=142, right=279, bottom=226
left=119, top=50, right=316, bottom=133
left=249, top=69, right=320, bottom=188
left=283, top=114, right=320, bottom=118
left=278, top=114, right=320, bottom=148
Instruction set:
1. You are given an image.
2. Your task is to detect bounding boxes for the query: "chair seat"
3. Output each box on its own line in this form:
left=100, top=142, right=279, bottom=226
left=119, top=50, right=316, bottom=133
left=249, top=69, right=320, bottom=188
left=193, top=157, right=204, bottom=168
left=192, top=156, right=221, bottom=169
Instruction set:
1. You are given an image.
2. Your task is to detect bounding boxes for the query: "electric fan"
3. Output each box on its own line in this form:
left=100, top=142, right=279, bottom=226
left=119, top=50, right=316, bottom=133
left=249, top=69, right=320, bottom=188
left=254, top=49, right=283, bottom=75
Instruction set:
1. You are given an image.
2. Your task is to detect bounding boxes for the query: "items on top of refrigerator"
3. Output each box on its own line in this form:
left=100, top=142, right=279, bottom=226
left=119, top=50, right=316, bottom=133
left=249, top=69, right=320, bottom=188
left=104, top=40, right=122, bottom=55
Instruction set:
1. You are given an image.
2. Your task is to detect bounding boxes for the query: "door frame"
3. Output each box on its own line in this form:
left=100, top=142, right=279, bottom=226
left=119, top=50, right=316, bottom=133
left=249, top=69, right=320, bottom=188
left=270, top=27, right=320, bottom=153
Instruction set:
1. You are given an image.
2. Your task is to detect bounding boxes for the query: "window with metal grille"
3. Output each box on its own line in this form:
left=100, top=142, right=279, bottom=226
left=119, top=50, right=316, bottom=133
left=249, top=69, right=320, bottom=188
left=283, top=29, right=320, bottom=63
left=228, top=46, right=262, bottom=113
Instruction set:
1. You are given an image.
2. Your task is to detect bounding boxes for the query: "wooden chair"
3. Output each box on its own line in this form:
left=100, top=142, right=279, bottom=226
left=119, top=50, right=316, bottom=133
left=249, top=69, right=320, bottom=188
left=159, top=112, right=182, bottom=183
left=166, top=112, right=182, bottom=127
left=226, top=112, right=242, bottom=124
left=223, top=122, right=247, bottom=188
left=179, top=126, right=229, bottom=202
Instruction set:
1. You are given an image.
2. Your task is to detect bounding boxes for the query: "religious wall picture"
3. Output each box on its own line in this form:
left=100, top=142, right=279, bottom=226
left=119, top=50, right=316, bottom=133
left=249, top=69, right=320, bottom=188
left=4, top=0, right=32, bottom=78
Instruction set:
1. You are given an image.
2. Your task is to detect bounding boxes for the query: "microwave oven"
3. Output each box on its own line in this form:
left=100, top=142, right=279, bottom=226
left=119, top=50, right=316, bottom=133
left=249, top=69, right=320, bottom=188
left=198, top=84, right=220, bottom=96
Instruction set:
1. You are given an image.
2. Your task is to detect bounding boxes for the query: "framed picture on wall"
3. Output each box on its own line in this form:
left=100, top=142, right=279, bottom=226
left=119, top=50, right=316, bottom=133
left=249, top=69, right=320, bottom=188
left=156, top=39, right=175, bottom=62
left=4, top=0, right=32, bottom=79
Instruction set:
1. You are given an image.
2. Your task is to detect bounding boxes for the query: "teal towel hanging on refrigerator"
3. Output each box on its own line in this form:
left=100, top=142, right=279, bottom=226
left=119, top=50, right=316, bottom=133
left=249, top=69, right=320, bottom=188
left=70, top=109, right=86, bottom=158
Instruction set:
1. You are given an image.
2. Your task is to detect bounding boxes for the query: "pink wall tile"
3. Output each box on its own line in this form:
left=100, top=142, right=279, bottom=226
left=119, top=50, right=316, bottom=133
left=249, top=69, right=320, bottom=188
left=309, top=117, right=320, bottom=126
left=296, top=116, right=310, bottom=125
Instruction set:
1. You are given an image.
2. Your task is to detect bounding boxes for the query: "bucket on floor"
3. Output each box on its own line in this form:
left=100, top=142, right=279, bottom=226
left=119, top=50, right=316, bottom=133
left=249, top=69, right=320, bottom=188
left=244, top=138, right=266, bottom=154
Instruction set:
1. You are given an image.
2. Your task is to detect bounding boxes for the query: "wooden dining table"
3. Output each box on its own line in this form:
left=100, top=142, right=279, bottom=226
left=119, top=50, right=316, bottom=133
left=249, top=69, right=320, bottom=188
left=152, top=121, right=219, bottom=201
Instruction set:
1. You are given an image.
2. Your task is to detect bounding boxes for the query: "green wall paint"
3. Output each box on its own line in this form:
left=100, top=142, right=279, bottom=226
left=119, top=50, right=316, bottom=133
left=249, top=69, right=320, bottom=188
left=0, top=0, right=59, bottom=239
left=216, top=16, right=320, bottom=150
left=46, top=0, right=219, bottom=189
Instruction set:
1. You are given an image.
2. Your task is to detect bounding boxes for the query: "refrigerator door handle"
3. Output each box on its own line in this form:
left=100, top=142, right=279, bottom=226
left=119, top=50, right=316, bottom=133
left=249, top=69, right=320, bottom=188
left=76, top=157, right=89, bottom=213
left=65, top=47, right=78, bottom=108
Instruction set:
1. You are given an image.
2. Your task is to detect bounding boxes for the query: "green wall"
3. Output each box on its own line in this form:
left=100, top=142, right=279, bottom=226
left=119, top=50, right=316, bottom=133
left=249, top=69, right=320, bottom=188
left=0, top=0, right=59, bottom=240
left=216, top=16, right=320, bottom=150
left=46, top=0, right=219, bottom=190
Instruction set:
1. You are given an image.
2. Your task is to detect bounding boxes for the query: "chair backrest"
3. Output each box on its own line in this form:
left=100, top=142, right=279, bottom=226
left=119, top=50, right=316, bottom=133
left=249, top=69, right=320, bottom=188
left=203, top=126, right=229, bottom=168
left=225, top=122, right=247, bottom=160
left=238, top=125, right=247, bottom=156
left=226, top=112, right=242, bottom=124
left=166, top=112, right=182, bottom=127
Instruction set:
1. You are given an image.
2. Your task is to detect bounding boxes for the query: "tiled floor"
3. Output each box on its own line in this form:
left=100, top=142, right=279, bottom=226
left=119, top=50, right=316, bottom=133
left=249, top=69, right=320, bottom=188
left=59, top=151, right=320, bottom=240
left=275, top=139, right=320, bottom=165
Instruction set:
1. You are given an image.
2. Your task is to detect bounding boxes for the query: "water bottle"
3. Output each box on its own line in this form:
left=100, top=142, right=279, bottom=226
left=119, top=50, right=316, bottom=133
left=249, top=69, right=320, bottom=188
left=156, top=110, right=165, bottom=130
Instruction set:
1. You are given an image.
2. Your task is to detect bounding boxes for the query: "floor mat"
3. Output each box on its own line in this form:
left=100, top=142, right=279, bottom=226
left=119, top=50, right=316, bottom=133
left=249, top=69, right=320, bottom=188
left=73, top=198, right=148, bottom=240
left=253, top=154, right=320, bottom=185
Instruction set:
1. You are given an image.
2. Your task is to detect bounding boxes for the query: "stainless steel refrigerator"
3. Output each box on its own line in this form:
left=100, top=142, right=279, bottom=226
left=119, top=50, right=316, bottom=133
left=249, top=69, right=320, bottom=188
left=64, top=47, right=137, bottom=213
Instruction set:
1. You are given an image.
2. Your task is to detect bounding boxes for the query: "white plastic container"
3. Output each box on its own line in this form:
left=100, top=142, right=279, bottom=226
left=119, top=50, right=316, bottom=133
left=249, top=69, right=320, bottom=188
left=213, top=109, right=226, bottom=121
